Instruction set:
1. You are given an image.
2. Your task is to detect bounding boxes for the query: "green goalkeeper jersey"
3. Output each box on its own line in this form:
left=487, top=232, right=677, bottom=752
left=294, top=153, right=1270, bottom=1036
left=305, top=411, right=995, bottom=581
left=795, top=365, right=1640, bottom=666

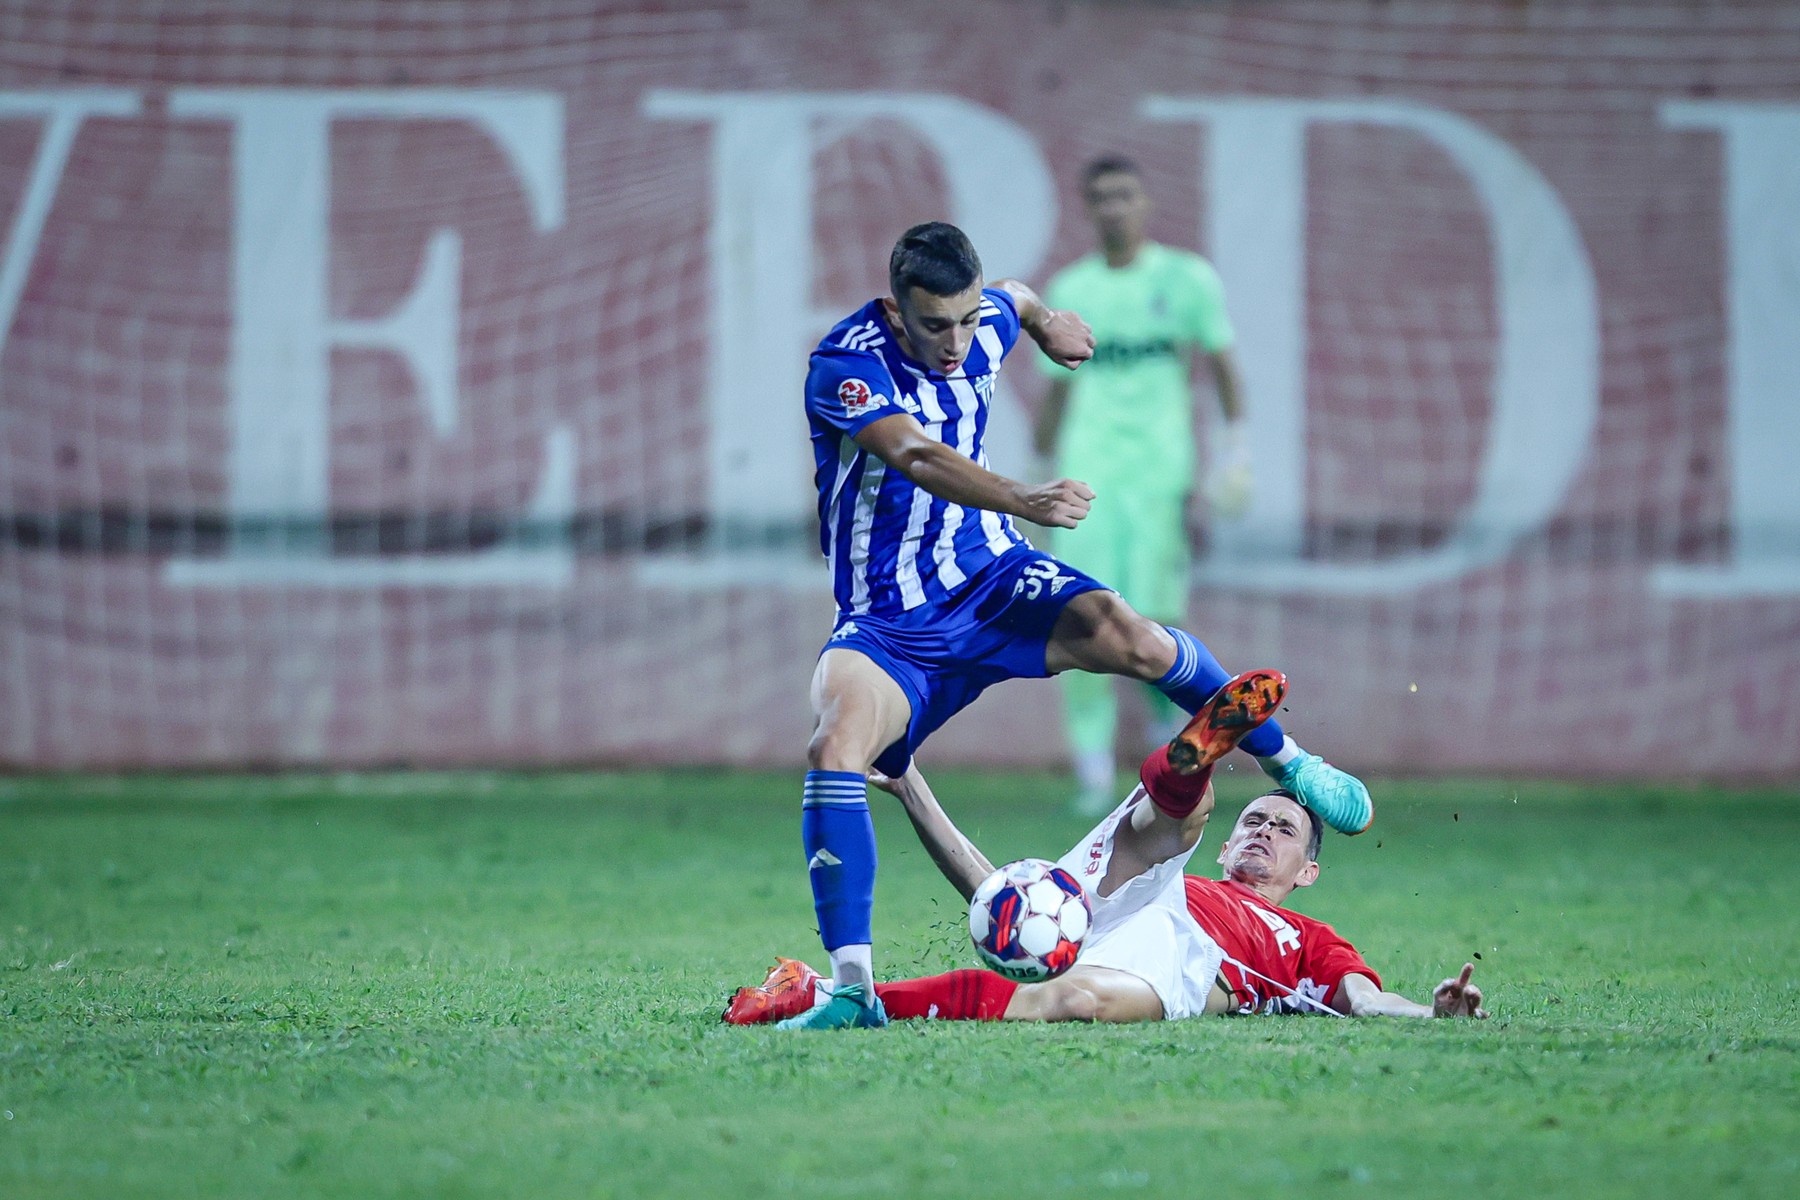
left=1036, top=242, right=1234, bottom=490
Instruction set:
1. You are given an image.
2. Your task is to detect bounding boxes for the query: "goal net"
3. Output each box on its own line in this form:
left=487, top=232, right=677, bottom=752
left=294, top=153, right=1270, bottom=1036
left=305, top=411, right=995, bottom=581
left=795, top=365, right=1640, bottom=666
left=2, top=1, right=1796, bottom=776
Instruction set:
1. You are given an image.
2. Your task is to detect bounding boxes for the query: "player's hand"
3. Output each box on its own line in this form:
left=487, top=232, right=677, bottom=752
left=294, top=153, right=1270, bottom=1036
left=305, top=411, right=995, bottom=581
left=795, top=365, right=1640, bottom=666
left=1206, top=421, right=1253, bottom=520
left=1031, top=309, right=1096, bottom=369
left=1431, top=963, right=1488, bottom=1019
left=1014, top=478, right=1094, bottom=529
left=868, top=764, right=928, bottom=807
left=1208, top=461, right=1253, bottom=520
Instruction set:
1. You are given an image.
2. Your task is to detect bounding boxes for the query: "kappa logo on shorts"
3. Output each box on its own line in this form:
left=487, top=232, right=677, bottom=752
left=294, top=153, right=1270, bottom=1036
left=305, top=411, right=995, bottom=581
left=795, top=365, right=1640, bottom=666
left=1013, top=560, right=1077, bottom=601
left=837, top=378, right=882, bottom=413
left=827, top=621, right=859, bottom=643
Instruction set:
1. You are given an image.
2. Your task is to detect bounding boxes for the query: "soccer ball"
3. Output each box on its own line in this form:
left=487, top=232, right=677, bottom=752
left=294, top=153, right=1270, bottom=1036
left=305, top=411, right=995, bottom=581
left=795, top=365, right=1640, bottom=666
left=968, top=858, right=1091, bottom=983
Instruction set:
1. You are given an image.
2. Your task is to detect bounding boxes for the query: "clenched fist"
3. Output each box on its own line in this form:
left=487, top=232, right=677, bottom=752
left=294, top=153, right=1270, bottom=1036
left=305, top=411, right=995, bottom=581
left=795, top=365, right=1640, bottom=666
left=1031, top=309, right=1096, bottom=369
left=1013, top=478, right=1095, bottom=529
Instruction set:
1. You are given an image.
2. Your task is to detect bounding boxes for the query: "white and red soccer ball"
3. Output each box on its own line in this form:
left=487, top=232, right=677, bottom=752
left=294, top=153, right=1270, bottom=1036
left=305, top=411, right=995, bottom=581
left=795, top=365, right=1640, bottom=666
left=968, top=859, right=1091, bottom=983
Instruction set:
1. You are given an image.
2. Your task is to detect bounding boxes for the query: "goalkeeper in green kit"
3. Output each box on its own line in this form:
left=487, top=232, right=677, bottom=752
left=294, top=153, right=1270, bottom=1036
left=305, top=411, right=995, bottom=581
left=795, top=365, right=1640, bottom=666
left=1035, top=156, right=1254, bottom=816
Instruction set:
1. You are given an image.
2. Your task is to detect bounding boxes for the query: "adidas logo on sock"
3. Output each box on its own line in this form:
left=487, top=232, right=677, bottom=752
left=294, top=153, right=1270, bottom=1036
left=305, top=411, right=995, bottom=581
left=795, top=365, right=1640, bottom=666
left=808, top=849, right=842, bottom=870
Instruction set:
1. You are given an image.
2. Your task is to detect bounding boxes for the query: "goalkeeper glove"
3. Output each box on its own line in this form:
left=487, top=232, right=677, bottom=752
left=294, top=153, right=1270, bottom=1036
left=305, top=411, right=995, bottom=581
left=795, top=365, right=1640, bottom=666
left=1207, top=421, right=1253, bottom=520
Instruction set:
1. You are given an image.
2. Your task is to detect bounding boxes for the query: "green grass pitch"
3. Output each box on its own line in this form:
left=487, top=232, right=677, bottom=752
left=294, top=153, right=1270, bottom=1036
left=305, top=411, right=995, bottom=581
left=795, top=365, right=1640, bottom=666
left=2, top=768, right=1797, bottom=1198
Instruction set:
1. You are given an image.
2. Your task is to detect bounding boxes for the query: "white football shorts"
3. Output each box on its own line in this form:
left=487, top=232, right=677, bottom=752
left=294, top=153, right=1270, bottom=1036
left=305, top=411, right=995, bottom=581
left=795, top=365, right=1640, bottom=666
left=1054, top=790, right=1226, bottom=1021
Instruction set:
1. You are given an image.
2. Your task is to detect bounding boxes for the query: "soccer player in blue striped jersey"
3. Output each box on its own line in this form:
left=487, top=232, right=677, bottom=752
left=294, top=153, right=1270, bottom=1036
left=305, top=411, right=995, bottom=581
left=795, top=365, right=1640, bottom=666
left=786, top=222, right=1371, bottom=1030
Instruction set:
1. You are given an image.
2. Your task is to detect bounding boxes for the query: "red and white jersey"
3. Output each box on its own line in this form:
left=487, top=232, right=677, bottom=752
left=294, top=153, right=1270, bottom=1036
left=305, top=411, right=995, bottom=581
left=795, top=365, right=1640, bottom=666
left=1183, top=877, right=1379, bottom=1015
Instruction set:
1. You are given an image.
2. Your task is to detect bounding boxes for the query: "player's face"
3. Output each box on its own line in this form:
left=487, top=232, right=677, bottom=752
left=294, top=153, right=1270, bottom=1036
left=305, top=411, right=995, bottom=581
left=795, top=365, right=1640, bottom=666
left=1218, top=795, right=1319, bottom=890
left=884, top=282, right=985, bottom=376
left=1083, top=170, right=1150, bottom=248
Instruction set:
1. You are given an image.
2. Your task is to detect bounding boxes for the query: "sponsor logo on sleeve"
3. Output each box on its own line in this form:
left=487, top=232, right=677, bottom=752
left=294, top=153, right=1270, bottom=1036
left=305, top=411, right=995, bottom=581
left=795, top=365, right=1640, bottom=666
left=837, top=378, right=884, bottom=414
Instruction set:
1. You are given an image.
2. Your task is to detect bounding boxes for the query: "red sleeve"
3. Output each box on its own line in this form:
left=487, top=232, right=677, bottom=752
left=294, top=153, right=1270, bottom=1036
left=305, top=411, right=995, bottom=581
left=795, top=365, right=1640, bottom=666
left=1291, top=912, right=1380, bottom=1004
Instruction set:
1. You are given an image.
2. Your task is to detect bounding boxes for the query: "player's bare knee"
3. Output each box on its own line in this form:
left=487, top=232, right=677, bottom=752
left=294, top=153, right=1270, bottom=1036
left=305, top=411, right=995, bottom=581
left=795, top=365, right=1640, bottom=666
left=1117, top=614, right=1175, bottom=680
left=806, top=723, right=872, bottom=774
left=1060, top=594, right=1171, bottom=680
left=1038, top=977, right=1103, bottom=1023
left=1077, top=595, right=1170, bottom=679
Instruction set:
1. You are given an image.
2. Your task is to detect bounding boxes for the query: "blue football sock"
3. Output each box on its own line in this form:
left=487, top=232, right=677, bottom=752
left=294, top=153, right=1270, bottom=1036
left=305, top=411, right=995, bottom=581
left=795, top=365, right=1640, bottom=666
left=1155, top=626, right=1287, bottom=758
left=802, top=770, right=877, bottom=951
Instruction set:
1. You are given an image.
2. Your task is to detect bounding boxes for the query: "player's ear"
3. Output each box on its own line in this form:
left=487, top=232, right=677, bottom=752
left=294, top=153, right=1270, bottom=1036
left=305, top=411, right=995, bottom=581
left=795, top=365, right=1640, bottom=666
left=1293, top=860, right=1320, bottom=889
left=879, top=295, right=902, bottom=324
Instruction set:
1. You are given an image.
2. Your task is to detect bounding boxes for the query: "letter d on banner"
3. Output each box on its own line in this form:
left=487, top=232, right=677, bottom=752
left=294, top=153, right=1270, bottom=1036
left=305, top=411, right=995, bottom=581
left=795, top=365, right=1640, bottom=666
left=1146, top=97, right=1599, bottom=594
left=641, top=90, right=1054, bottom=538
left=1656, top=102, right=1800, bottom=597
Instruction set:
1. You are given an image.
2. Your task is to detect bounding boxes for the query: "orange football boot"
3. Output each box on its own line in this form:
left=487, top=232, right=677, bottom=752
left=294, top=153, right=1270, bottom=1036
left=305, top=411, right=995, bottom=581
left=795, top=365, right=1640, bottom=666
left=721, top=957, right=823, bottom=1025
left=1166, top=668, right=1287, bottom=774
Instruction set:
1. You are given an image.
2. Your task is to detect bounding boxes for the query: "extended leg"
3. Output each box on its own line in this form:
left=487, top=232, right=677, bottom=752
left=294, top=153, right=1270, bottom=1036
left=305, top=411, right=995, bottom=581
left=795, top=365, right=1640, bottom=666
left=874, top=965, right=1163, bottom=1023
left=1045, top=590, right=1372, bottom=835
left=1097, top=668, right=1283, bottom=895
left=1045, top=590, right=1287, bottom=757
left=785, top=649, right=913, bottom=1030
left=1000, top=966, right=1167, bottom=1023
left=723, top=961, right=1161, bottom=1025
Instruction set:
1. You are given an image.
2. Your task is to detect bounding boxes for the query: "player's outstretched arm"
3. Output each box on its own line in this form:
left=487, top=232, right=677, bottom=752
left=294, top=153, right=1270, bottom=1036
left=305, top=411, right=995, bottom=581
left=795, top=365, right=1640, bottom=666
left=868, top=764, right=995, bottom=902
left=991, top=278, right=1095, bottom=369
left=1334, top=964, right=1489, bottom=1019
left=854, top=413, right=1094, bottom=529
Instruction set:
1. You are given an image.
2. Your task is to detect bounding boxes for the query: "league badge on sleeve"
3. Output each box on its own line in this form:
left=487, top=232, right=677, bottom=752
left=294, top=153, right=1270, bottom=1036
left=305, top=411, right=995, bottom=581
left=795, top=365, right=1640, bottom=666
left=837, top=378, right=883, bottom=415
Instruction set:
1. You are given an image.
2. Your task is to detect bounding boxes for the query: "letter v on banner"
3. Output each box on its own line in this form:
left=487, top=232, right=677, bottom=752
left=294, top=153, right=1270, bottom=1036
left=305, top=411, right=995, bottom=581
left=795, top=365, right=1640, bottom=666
left=0, top=91, right=143, bottom=350
left=1144, top=97, right=1600, bottom=595
left=161, top=89, right=575, bottom=589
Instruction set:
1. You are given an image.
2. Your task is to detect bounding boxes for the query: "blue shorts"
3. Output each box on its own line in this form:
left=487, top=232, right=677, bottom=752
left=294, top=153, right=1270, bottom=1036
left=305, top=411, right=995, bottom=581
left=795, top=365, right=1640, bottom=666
left=819, top=545, right=1110, bottom=777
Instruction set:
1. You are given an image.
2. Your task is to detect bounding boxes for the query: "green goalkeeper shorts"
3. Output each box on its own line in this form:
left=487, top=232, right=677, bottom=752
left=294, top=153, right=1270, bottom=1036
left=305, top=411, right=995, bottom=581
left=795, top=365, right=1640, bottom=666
left=1052, top=484, right=1190, bottom=626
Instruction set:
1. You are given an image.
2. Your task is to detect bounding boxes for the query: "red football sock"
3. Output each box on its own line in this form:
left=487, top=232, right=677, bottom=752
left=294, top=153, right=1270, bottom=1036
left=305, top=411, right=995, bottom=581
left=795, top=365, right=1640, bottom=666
left=1140, top=745, right=1214, bottom=819
left=874, top=970, right=1018, bottom=1021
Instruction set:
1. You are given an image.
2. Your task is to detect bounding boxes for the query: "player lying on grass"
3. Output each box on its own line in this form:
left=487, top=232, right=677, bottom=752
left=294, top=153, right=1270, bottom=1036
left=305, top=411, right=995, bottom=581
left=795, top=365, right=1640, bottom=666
left=732, top=671, right=1486, bottom=1026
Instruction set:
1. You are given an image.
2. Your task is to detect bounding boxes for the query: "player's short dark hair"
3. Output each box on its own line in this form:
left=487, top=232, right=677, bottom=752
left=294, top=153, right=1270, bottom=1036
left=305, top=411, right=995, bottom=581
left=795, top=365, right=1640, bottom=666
left=1262, top=788, right=1323, bottom=861
left=1081, top=155, right=1143, bottom=190
left=888, top=222, right=982, bottom=302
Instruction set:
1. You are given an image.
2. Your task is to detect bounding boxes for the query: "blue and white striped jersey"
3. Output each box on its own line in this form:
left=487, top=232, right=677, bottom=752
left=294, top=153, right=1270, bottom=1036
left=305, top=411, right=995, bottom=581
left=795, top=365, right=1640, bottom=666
left=805, top=288, right=1031, bottom=617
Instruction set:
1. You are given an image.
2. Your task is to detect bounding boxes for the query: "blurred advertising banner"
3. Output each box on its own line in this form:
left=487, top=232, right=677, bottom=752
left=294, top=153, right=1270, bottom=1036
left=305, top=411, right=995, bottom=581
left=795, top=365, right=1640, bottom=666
left=2, top=1, right=1797, bottom=774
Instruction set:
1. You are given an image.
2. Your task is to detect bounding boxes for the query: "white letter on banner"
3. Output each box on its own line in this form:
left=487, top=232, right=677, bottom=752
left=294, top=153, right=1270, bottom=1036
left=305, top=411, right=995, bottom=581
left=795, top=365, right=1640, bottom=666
left=639, top=91, right=1052, bottom=584
left=0, top=91, right=142, bottom=350
left=0, top=91, right=141, bottom=763
left=162, top=89, right=573, bottom=588
left=1656, top=103, right=1800, bottom=597
left=1144, top=98, right=1599, bottom=594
